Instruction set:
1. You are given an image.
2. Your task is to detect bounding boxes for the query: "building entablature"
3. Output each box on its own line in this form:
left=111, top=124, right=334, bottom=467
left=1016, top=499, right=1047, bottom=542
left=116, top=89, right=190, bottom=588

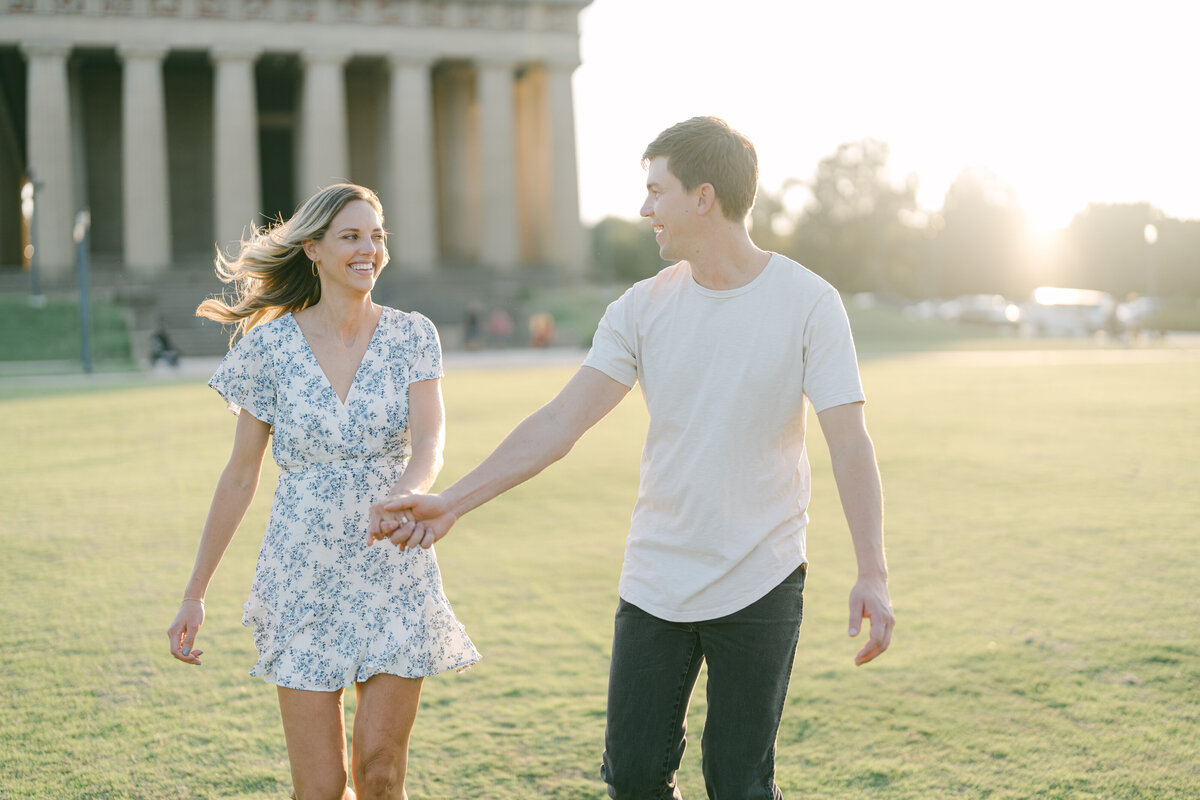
left=2, top=0, right=588, bottom=63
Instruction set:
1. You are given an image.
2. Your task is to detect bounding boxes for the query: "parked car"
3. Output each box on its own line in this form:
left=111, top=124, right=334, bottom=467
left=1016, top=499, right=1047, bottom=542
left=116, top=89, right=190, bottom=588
left=1020, top=287, right=1116, bottom=337
left=953, top=294, right=1021, bottom=326
left=903, top=295, right=1020, bottom=326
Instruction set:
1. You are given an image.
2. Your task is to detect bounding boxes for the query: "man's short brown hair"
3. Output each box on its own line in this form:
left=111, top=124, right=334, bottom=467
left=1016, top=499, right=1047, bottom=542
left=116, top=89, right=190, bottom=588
left=642, top=116, right=758, bottom=221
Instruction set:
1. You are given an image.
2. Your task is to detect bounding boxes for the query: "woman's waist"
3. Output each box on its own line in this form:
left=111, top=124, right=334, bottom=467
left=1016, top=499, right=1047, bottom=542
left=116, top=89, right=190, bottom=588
left=275, top=452, right=405, bottom=474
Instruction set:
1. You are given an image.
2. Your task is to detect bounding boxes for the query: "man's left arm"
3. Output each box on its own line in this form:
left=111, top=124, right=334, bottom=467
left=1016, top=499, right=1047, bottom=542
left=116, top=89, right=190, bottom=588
left=816, top=401, right=895, bottom=666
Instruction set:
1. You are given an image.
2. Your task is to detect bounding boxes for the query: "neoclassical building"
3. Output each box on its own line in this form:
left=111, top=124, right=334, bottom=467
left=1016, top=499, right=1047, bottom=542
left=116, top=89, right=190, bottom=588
left=0, top=0, right=591, bottom=283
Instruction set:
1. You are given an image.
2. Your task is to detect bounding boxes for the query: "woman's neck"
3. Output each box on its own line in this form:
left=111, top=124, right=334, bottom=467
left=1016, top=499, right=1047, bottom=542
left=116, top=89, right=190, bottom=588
left=300, top=294, right=379, bottom=346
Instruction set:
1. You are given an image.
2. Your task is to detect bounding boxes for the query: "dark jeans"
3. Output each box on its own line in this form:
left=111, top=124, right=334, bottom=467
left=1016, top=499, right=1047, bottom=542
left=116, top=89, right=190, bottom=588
left=601, top=565, right=806, bottom=800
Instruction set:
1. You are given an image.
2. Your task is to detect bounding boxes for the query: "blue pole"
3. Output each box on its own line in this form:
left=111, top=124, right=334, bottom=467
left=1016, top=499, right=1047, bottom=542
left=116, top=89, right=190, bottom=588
left=75, top=210, right=93, bottom=374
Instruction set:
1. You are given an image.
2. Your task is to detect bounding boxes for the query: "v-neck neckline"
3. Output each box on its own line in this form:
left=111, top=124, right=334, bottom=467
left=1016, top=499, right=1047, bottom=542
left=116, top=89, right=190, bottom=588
left=288, top=308, right=387, bottom=407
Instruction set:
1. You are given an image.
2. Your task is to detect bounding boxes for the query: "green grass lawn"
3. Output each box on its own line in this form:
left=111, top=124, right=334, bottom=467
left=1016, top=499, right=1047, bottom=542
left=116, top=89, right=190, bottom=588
left=1, top=351, right=1198, bottom=799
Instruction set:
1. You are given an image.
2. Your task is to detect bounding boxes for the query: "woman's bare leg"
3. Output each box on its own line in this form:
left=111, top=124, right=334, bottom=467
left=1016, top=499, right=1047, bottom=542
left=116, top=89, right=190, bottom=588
left=277, top=686, right=356, bottom=800
left=350, top=674, right=424, bottom=800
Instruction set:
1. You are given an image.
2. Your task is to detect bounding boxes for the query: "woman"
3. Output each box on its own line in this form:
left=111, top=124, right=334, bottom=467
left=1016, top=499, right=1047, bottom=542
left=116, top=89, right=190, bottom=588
left=167, top=183, right=478, bottom=800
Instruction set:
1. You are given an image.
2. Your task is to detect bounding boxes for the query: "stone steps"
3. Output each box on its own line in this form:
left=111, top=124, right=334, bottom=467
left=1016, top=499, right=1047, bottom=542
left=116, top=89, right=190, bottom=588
left=3, top=259, right=580, bottom=359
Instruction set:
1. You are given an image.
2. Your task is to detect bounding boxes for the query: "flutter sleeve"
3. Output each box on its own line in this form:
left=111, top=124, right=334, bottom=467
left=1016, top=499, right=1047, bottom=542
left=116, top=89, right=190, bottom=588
left=207, top=326, right=277, bottom=424
left=407, top=312, right=444, bottom=383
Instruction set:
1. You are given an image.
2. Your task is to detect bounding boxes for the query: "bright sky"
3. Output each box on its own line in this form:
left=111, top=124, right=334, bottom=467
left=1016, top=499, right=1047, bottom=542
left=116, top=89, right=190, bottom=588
left=572, top=0, right=1200, bottom=231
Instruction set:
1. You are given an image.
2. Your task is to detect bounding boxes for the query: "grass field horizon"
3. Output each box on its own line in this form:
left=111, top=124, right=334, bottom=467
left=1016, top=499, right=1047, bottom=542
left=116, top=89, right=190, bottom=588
left=1, top=343, right=1197, bottom=799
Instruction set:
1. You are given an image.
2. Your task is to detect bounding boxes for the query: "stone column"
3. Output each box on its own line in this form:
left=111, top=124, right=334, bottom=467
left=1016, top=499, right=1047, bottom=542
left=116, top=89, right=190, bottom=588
left=211, top=46, right=262, bottom=252
left=21, top=41, right=76, bottom=279
left=386, top=55, right=437, bottom=273
left=297, top=49, right=349, bottom=199
left=0, top=82, right=21, bottom=268
left=545, top=60, right=586, bottom=276
left=476, top=60, right=520, bottom=273
left=118, top=44, right=173, bottom=276
left=433, top=64, right=479, bottom=261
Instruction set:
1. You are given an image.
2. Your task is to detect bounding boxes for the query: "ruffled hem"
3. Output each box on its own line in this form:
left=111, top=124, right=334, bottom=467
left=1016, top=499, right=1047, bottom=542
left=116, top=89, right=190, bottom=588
left=249, top=652, right=482, bottom=691
left=242, top=597, right=480, bottom=691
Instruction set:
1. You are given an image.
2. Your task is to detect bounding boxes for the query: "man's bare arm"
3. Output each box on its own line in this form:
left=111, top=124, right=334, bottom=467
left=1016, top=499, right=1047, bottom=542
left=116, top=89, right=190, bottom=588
left=374, top=366, right=631, bottom=548
left=816, top=401, right=894, bottom=665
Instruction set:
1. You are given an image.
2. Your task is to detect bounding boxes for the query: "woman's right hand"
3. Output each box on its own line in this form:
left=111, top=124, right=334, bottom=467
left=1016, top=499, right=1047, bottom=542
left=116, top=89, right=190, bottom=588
left=168, top=599, right=206, bottom=665
left=368, top=494, right=416, bottom=546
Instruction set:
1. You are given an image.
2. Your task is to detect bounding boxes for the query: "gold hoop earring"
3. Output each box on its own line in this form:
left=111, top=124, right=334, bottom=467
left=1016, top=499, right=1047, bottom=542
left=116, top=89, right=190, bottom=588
left=311, top=261, right=319, bottom=277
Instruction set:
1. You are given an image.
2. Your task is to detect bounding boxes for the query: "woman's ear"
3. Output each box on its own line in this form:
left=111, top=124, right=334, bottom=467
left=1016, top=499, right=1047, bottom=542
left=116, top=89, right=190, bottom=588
left=301, top=240, right=318, bottom=261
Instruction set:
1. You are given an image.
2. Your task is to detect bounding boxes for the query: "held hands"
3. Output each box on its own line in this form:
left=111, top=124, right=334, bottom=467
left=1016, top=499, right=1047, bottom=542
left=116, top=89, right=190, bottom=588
left=367, top=492, right=457, bottom=550
left=848, top=574, right=895, bottom=666
left=367, top=496, right=414, bottom=546
left=168, top=599, right=205, bottom=665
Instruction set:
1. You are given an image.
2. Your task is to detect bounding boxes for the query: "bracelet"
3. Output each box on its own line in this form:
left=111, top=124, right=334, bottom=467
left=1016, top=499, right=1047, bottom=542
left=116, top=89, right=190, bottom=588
left=181, top=597, right=206, bottom=604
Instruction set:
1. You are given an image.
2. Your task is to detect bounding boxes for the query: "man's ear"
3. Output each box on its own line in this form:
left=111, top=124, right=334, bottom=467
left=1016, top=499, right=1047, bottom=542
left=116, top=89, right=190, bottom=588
left=695, top=183, right=718, bottom=216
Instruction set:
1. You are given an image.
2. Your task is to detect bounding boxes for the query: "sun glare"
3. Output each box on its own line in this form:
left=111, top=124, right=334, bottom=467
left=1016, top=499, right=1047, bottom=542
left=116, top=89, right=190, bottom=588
left=575, top=0, right=1198, bottom=226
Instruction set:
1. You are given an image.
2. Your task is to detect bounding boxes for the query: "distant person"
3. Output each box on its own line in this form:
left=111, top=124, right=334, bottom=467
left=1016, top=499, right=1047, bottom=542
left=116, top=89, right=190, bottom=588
left=487, top=308, right=513, bottom=345
left=167, top=183, right=478, bottom=800
left=1117, top=292, right=1160, bottom=343
left=371, top=117, right=894, bottom=798
left=484, top=307, right=513, bottom=345
left=463, top=300, right=484, bottom=350
left=149, top=317, right=179, bottom=367
left=528, top=311, right=556, bottom=348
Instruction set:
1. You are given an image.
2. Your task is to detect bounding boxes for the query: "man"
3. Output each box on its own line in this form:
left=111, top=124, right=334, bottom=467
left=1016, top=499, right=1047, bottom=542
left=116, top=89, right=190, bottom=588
left=371, top=116, right=894, bottom=799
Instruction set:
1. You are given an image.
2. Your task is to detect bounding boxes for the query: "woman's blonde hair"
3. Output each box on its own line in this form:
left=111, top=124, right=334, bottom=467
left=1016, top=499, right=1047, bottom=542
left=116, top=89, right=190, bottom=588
left=196, top=183, right=388, bottom=343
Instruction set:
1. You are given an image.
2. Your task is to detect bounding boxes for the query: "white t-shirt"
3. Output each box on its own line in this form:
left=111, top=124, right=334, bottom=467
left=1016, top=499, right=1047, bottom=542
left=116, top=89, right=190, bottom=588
left=583, top=253, right=865, bottom=622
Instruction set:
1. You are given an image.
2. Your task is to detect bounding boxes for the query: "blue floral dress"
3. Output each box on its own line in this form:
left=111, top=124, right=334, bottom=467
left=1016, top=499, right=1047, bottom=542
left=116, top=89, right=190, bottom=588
left=208, top=308, right=480, bottom=690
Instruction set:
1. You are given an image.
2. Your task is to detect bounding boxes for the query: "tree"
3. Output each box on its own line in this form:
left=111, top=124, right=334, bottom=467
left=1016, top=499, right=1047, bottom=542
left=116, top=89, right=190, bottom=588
left=932, top=167, right=1030, bottom=299
left=1060, top=203, right=1155, bottom=298
left=747, top=186, right=793, bottom=258
left=787, top=139, right=924, bottom=296
left=1149, top=217, right=1200, bottom=299
left=589, top=216, right=665, bottom=282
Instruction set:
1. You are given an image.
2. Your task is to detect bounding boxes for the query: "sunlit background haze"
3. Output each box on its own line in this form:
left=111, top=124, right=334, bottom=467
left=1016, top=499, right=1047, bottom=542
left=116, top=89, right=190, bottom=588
left=573, top=0, right=1200, bottom=232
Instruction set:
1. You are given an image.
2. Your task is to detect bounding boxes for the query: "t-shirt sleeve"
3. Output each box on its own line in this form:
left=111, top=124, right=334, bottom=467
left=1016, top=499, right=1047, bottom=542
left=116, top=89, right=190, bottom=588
left=802, top=289, right=866, bottom=413
left=207, top=327, right=277, bottom=424
left=582, top=287, right=639, bottom=388
left=408, top=312, right=444, bottom=383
